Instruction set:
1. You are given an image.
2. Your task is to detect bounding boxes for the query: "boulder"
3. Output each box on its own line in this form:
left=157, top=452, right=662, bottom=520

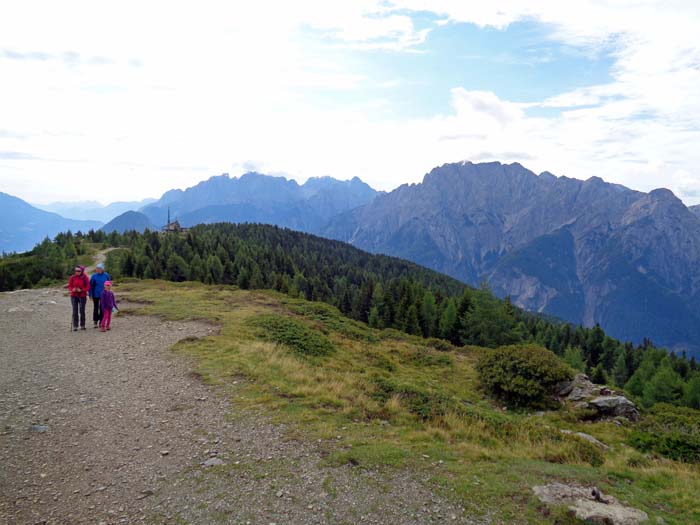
left=533, top=483, right=648, bottom=525
left=560, top=429, right=609, bottom=450
left=558, top=374, right=601, bottom=401
left=588, top=396, right=640, bottom=422
left=557, top=374, right=639, bottom=422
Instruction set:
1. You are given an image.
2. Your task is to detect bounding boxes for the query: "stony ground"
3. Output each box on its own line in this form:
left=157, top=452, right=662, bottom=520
left=0, top=285, right=481, bottom=525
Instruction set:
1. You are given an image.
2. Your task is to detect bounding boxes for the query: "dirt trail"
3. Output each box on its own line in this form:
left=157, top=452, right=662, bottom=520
left=85, top=248, right=117, bottom=273
left=0, top=283, right=478, bottom=524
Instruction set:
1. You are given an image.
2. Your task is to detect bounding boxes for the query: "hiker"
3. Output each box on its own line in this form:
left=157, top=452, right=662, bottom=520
left=99, top=281, right=119, bottom=332
left=67, top=265, right=89, bottom=331
left=89, top=262, right=111, bottom=329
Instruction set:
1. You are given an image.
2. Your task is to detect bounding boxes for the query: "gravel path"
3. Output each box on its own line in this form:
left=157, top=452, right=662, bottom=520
left=0, top=285, right=482, bottom=525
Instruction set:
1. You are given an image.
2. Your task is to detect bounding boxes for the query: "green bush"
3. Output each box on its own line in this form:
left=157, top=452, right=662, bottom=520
left=629, top=403, right=700, bottom=463
left=252, top=314, right=335, bottom=357
left=475, top=344, right=573, bottom=408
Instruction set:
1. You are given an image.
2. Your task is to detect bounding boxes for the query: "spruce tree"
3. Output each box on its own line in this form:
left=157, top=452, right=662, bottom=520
left=612, top=350, right=629, bottom=387
left=439, top=299, right=459, bottom=344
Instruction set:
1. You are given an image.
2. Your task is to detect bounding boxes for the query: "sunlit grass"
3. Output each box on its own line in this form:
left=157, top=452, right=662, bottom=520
left=118, top=279, right=700, bottom=524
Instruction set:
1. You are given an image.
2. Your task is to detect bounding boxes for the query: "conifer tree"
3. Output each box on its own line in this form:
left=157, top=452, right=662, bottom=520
left=683, top=375, right=700, bottom=409
left=405, top=304, right=421, bottom=336
left=419, top=291, right=437, bottom=337
left=439, top=299, right=459, bottom=344
left=563, top=346, right=586, bottom=373
left=368, top=306, right=381, bottom=329
left=612, top=350, right=629, bottom=387
left=166, top=253, right=189, bottom=282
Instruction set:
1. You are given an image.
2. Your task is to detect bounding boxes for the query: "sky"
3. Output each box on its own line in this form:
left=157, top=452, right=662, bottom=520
left=1, top=1, right=700, bottom=206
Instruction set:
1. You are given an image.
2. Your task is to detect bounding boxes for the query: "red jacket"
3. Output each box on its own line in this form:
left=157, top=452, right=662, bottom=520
left=68, top=273, right=89, bottom=298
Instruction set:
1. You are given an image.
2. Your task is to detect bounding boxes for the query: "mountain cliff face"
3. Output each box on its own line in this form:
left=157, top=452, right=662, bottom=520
left=140, top=172, right=378, bottom=232
left=322, top=162, right=700, bottom=354
left=691, top=204, right=700, bottom=219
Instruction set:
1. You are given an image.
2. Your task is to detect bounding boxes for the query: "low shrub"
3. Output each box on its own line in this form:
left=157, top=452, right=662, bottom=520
left=251, top=314, right=335, bottom=357
left=476, top=344, right=573, bottom=408
left=629, top=403, right=700, bottom=463
left=370, top=375, right=450, bottom=420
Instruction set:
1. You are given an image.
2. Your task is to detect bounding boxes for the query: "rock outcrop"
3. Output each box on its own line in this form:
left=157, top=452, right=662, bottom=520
left=557, top=374, right=640, bottom=422
left=533, top=483, right=648, bottom=524
left=588, top=396, right=640, bottom=422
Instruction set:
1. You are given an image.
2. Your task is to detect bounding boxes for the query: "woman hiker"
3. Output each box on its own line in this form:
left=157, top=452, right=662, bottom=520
left=67, top=265, right=89, bottom=331
left=89, top=262, right=111, bottom=328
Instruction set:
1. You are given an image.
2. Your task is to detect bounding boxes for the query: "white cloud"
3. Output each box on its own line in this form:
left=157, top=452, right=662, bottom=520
left=1, top=1, right=700, bottom=205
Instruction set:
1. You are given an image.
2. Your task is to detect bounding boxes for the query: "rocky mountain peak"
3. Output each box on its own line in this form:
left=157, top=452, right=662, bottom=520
left=322, top=161, right=700, bottom=355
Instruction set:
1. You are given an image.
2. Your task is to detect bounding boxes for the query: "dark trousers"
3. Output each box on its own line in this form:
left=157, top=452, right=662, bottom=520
left=92, top=297, right=103, bottom=324
left=71, top=296, right=87, bottom=328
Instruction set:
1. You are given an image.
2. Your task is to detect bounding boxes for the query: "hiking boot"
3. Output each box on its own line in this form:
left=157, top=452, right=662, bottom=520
left=72, top=327, right=78, bottom=331
left=106, top=327, right=111, bottom=331
left=81, top=326, right=86, bottom=330
left=100, top=327, right=106, bottom=332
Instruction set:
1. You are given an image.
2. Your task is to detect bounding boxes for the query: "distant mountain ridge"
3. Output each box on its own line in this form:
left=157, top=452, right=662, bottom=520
left=322, top=161, right=700, bottom=355
left=35, top=198, right=156, bottom=222
left=0, top=193, right=102, bottom=253
left=101, top=211, right=154, bottom=234
left=141, top=172, right=379, bottom=232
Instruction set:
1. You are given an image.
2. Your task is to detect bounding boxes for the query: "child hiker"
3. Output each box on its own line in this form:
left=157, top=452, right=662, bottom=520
left=99, top=281, right=119, bottom=332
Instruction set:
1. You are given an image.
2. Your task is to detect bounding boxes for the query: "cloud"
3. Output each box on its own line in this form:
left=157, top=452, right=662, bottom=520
left=0, top=129, right=28, bottom=140
left=0, top=151, right=39, bottom=160
left=1, top=48, right=115, bottom=66
left=470, top=151, right=536, bottom=162
left=2, top=49, right=51, bottom=61
left=450, top=88, right=524, bottom=125
left=1, top=1, right=700, bottom=205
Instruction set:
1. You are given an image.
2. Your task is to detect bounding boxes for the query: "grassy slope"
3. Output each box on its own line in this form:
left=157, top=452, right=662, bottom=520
left=118, top=279, right=700, bottom=524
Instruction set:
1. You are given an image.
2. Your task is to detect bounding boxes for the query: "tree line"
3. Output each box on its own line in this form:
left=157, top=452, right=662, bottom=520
left=3, top=223, right=699, bottom=409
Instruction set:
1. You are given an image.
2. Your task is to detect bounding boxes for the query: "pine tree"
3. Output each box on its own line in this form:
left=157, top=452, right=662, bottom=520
left=563, top=346, right=586, bottom=373
left=419, top=291, right=437, bottom=337
left=612, top=350, right=629, bottom=387
left=642, top=366, right=683, bottom=407
left=590, top=363, right=608, bottom=385
left=368, top=306, right=381, bottom=329
left=439, top=299, right=459, bottom=344
left=683, top=375, right=700, bottom=409
left=166, top=253, right=190, bottom=282
left=405, top=305, right=421, bottom=336
left=207, top=254, right=224, bottom=283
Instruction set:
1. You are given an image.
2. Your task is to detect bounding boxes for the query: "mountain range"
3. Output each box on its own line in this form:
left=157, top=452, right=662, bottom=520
left=4, top=162, right=700, bottom=354
left=322, top=161, right=700, bottom=355
left=34, top=198, right=156, bottom=222
left=139, top=172, right=379, bottom=231
left=0, top=192, right=102, bottom=253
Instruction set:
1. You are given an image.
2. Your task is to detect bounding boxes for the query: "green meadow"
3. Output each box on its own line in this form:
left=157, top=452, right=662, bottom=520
left=119, top=279, right=700, bottom=524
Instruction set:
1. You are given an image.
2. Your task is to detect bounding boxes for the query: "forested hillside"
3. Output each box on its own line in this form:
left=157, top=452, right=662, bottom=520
left=4, top=224, right=698, bottom=411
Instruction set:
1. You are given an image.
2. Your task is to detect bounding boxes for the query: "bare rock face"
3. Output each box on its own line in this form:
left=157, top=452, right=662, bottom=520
left=557, top=374, right=640, bottom=422
left=533, top=483, right=648, bottom=524
left=589, top=396, right=640, bottom=422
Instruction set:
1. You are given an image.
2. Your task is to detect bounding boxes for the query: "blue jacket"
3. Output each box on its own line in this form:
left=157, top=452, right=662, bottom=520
left=89, top=271, right=111, bottom=299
